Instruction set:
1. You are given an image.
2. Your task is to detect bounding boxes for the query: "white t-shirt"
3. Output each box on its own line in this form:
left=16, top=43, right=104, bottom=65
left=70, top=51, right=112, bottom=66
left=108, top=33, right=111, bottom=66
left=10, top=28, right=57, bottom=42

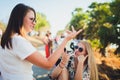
left=0, top=35, right=36, bottom=80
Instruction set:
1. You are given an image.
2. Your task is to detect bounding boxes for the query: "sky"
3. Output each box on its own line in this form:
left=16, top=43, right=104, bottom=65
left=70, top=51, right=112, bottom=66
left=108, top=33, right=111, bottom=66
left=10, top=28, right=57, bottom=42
left=0, top=0, right=112, bottom=36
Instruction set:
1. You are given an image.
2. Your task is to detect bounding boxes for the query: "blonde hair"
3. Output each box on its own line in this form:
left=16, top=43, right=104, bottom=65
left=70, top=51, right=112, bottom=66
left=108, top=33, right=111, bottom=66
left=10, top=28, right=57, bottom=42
left=80, top=40, right=99, bottom=80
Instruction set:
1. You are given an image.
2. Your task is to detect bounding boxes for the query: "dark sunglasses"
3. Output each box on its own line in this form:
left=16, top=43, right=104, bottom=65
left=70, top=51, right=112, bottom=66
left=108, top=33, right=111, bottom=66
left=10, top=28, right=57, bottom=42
left=74, top=46, right=83, bottom=52
left=29, top=18, right=36, bottom=23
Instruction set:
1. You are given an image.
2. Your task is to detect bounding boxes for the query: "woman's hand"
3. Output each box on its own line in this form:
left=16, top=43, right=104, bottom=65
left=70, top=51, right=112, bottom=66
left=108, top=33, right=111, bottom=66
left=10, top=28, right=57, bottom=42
left=65, top=26, right=83, bottom=41
left=74, top=55, right=88, bottom=80
left=61, top=52, right=70, bottom=64
left=60, top=51, right=70, bottom=67
left=77, top=55, right=88, bottom=65
left=49, top=52, right=70, bottom=79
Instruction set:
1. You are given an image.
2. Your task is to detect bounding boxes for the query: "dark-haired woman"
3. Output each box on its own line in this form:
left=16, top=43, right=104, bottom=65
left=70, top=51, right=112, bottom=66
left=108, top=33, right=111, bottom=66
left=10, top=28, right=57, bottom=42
left=0, top=3, right=82, bottom=80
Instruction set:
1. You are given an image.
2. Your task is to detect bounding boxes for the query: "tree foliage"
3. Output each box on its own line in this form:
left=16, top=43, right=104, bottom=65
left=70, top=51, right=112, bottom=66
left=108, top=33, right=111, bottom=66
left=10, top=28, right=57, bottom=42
left=109, top=0, right=120, bottom=53
left=68, top=0, right=120, bottom=55
left=69, top=8, right=90, bottom=39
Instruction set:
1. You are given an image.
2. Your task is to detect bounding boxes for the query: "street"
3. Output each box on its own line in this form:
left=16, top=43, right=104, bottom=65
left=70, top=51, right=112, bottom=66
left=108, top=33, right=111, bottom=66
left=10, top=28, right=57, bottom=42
left=32, top=65, right=52, bottom=80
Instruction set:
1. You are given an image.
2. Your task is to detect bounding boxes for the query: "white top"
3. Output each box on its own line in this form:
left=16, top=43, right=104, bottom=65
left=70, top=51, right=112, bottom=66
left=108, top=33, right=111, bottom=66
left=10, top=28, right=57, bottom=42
left=0, top=34, right=36, bottom=80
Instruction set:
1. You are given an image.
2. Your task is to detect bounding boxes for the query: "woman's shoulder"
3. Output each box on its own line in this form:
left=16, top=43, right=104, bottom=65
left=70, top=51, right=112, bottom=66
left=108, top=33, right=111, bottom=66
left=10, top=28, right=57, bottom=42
left=12, top=34, right=29, bottom=45
left=12, top=34, right=26, bottom=41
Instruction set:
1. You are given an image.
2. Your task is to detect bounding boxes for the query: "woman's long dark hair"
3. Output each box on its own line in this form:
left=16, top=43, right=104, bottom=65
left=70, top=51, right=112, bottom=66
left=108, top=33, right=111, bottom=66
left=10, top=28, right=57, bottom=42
left=1, top=3, right=36, bottom=49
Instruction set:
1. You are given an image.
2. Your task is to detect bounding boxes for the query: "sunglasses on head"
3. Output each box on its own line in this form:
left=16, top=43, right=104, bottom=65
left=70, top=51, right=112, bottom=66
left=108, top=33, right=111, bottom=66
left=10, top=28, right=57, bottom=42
left=74, top=46, right=83, bottom=52
left=29, top=18, right=36, bottom=23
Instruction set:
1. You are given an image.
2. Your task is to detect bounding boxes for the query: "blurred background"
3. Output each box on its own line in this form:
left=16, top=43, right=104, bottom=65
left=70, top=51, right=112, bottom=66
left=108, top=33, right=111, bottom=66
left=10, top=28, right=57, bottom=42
left=0, top=0, right=120, bottom=80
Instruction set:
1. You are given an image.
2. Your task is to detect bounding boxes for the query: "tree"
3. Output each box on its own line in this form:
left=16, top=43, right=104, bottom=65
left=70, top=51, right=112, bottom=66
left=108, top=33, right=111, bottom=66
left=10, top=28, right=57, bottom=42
left=87, top=2, right=114, bottom=56
left=68, top=1, right=120, bottom=55
left=109, top=0, right=120, bottom=54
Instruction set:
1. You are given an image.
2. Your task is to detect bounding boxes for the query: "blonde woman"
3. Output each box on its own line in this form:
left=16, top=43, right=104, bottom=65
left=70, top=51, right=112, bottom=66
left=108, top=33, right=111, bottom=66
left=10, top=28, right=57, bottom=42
left=49, top=40, right=99, bottom=80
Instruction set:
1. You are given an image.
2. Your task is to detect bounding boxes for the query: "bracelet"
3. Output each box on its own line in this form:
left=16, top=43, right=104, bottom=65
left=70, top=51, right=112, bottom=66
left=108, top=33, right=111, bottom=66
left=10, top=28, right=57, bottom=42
left=59, top=63, right=64, bottom=69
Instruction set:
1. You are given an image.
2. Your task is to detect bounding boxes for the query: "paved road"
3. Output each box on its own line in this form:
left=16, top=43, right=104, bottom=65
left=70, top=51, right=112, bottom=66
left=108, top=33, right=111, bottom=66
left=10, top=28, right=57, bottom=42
left=32, top=65, right=52, bottom=80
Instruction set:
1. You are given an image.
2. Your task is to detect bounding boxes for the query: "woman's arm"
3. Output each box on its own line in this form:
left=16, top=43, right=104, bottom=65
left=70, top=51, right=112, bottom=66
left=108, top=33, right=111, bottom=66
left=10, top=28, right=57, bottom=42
left=74, top=55, right=88, bottom=80
left=26, top=28, right=82, bottom=69
left=50, top=51, right=70, bottom=78
left=49, top=63, right=64, bottom=79
left=74, top=61, right=84, bottom=80
left=25, top=38, right=68, bottom=69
